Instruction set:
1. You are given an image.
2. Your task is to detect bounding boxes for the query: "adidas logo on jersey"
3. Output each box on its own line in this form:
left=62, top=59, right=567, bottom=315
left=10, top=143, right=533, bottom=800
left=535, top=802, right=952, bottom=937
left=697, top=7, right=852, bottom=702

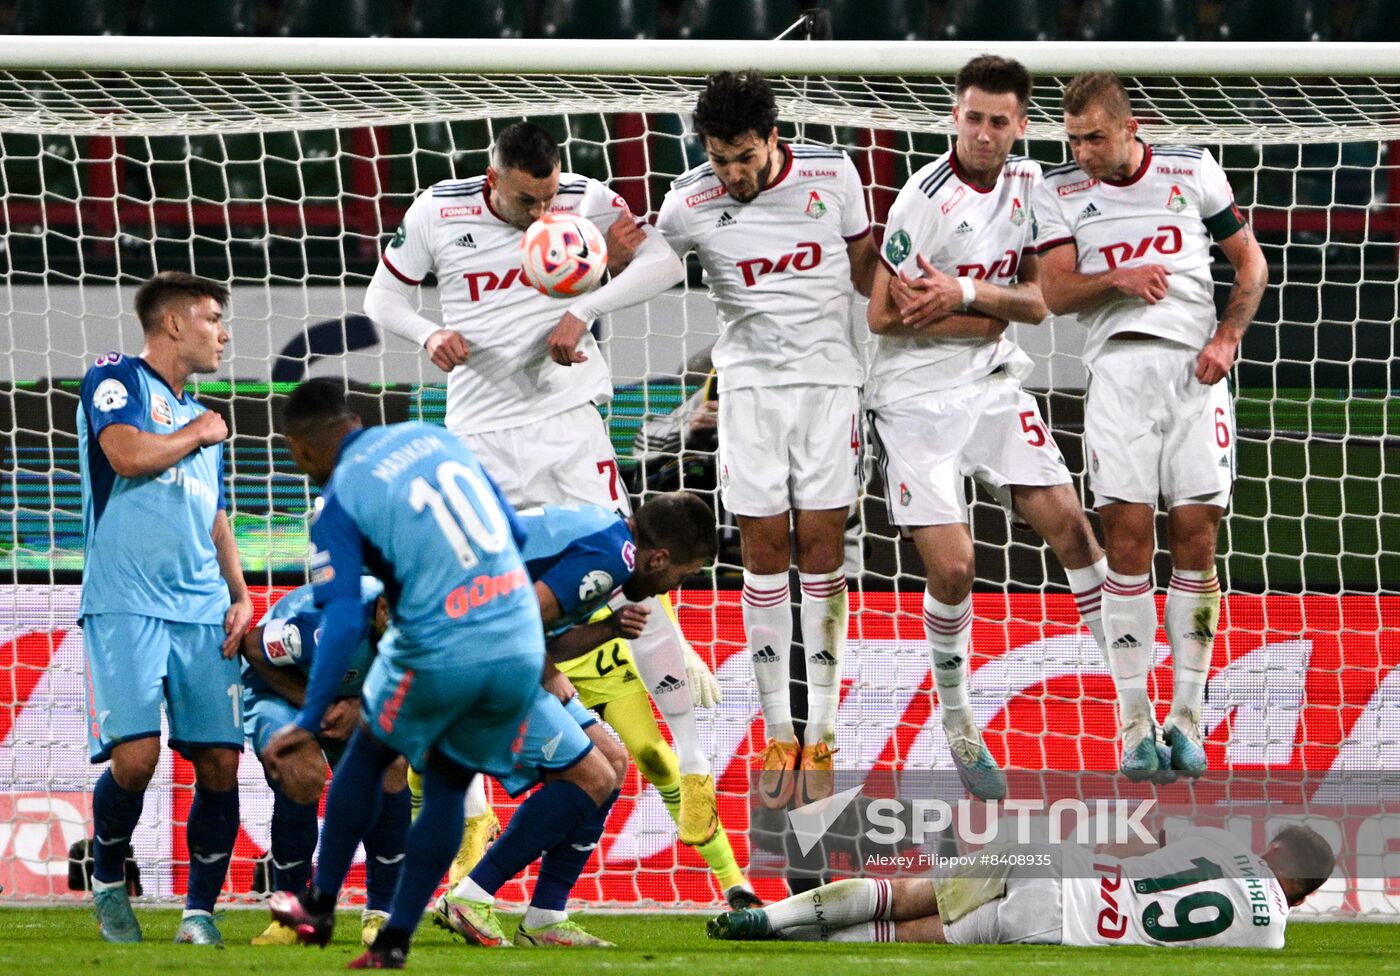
left=753, top=645, right=779, bottom=663
left=716, top=211, right=737, bottom=228
left=1110, top=634, right=1141, bottom=649
left=1219, top=455, right=1231, bottom=468
left=654, top=674, right=685, bottom=693
left=454, top=234, right=477, bottom=248
left=808, top=649, right=837, bottom=666
left=955, top=220, right=973, bottom=235
left=1080, top=202, right=1102, bottom=219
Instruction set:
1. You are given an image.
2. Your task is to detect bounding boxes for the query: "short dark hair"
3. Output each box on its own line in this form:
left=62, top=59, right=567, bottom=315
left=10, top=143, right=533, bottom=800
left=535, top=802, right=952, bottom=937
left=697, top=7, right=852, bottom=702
left=634, top=491, right=717, bottom=564
left=1062, top=71, right=1134, bottom=119
left=281, top=377, right=357, bottom=437
left=1268, top=825, right=1337, bottom=902
left=956, top=55, right=1033, bottom=114
left=491, top=121, right=560, bottom=179
left=133, top=271, right=229, bottom=335
left=693, top=70, right=779, bottom=145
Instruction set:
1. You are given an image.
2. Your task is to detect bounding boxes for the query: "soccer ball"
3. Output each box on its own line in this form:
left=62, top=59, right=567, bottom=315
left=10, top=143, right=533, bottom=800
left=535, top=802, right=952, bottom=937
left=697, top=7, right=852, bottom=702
left=520, top=213, right=608, bottom=298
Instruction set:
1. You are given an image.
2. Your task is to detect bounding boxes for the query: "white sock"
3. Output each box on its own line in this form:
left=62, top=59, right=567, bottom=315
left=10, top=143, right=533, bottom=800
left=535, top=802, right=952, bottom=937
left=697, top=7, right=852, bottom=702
left=93, top=876, right=126, bottom=893
left=1102, top=571, right=1156, bottom=727
left=1164, top=567, right=1221, bottom=727
left=743, top=570, right=794, bottom=741
left=779, top=920, right=897, bottom=942
left=451, top=875, right=493, bottom=903
left=799, top=570, right=847, bottom=745
left=1065, top=557, right=1108, bottom=656
left=181, top=909, right=212, bottom=920
left=923, top=591, right=974, bottom=735
left=629, top=596, right=709, bottom=775
left=523, top=906, right=568, bottom=929
left=464, top=774, right=488, bottom=819
left=765, top=878, right=892, bottom=930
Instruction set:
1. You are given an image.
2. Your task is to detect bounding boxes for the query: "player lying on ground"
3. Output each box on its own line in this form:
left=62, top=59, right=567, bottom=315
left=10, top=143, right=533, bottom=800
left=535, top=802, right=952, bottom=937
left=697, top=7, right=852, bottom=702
left=1031, top=72, right=1268, bottom=782
left=366, top=119, right=718, bottom=863
left=709, top=825, right=1333, bottom=948
left=79, top=272, right=251, bottom=946
left=240, top=577, right=410, bottom=948
left=435, top=494, right=729, bottom=947
left=655, top=69, right=878, bottom=810
left=264, top=378, right=550, bottom=969
left=865, top=55, right=1108, bottom=801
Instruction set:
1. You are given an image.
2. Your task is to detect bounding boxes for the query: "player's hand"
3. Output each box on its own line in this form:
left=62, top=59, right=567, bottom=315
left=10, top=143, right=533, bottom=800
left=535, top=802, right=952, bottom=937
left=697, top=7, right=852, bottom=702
left=187, top=409, right=229, bottom=447
left=425, top=329, right=470, bottom=372
left=605, top=203, right=645, bottom=274
left=1111, top=264, right=1171, bottom=304
left=687, top=400, right=719, bottom=435
left=547, top=312, right=590, bottom=365
left=612, top=602, right=651, bottom=640
left=893, top=256, right=961, bottom=331
left=541, top=665, right=578, bottom=703
left=1195, top=331, right=1239, bottom=385
left=320, top=699, right=361, bottom=742
left=265, top=723, right=316, bottom=777
left=222, top=593, right=253, bottom=659
left=683, top=642, right=722, bottom=708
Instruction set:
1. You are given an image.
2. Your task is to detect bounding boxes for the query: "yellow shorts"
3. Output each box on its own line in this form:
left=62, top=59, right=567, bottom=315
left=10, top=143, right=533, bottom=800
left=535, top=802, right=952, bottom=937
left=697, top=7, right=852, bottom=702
left=557, top=636, right=645, bottom=709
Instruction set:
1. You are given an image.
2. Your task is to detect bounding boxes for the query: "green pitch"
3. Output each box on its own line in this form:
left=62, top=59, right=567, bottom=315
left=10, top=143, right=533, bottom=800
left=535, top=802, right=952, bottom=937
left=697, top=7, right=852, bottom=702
left=0, top=908, right=1395, bottom=976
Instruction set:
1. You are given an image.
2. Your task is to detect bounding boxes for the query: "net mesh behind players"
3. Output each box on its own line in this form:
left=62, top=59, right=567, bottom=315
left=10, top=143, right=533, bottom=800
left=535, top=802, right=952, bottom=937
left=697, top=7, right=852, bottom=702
left=0, top=41, right=1394, bottom=913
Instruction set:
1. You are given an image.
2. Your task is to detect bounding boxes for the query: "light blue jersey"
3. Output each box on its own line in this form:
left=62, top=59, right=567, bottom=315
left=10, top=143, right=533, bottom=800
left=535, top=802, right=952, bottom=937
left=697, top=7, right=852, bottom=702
left=77, top=352, right=228, bottom=624
left=300, top=423, right=545, bottom=766
left=245, top=577, right=382, bottom=702
left=518, top=505, right=636, bottom=636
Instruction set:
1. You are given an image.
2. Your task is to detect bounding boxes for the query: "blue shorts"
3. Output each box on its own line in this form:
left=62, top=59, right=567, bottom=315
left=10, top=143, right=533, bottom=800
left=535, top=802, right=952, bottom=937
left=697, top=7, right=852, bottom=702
left=497, top=693, right=597, bottom=798
left=82, top=613, right=243, bottom=763
left=244, top=688, right=350, bottom=769
left=362, top=651, right=541, bottom=776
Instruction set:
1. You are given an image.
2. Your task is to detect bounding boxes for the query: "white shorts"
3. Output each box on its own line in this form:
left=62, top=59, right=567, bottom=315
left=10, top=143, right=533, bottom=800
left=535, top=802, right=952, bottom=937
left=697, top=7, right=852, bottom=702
left=718, top=384, right=861, bottom=518
left=945, top=872, right=1063, bottom=946
left=455, top=402, right=631, bottom=515
left=1085, top=340, right=1235, bottom=510
left=869, top=374, right=1072, bottom=527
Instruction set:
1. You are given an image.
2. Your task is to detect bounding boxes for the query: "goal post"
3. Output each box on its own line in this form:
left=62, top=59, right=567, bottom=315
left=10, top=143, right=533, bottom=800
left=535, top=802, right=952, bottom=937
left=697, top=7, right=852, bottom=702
left=0, top=37, right=1394, bottom=915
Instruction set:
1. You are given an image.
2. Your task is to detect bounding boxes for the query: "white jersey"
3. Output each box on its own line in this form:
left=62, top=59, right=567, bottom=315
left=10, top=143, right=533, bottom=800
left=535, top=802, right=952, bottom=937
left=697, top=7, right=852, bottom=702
left=382, top=173, right=627, bottom=434
left=866, top=148, right=1038, bottom=408
left=1031, top=143, right=1245, bottom=364
left=1060, top=828, right=1290, bottom=949
left=656, top=144, right=871, bottom=392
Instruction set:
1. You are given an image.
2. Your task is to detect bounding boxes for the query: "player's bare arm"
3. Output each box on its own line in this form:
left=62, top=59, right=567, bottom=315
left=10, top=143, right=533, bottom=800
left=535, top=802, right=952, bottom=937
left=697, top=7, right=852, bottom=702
left=1038, top=241, right=1171, bottom=314
left=869, top=261, right=1008, bottom=340
left=547, top=312, right=592, bottom=365
left=605, top=202, right=645, bottom=274
left=964, top=251, right=1049, bottom=324
left=546, top=603, right=650, bottom=664
left=239, top=625, right=309, bottom=706
left=1195, top=224, right=1268, bottom=385
left=211, top=510, right=251, bottom=658
left=96, top=408, right=226, bottom=478
left=847, top=233, right=878, bottom=297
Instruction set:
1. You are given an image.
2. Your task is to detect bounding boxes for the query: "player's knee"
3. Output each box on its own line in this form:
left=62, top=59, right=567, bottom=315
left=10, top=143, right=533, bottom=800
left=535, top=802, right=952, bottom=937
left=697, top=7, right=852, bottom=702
left=382, top=756, right=409, bottom=793
left=926, top=553, right=975, bottom=602
left=630, top=739, right=677, bottom=788
left=191, top=746, right=241, bottom=792
left=110, top=740, right=160, bottom=792
left=564, top=748, right=620, bottom=806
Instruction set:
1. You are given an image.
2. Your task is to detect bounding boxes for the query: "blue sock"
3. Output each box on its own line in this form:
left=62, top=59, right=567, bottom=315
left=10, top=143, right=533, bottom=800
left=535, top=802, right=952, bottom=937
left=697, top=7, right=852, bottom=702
left=363, top=786, right=411, bottom=913
left=532, top=789, right=618, bottom=911
left=469, top=780, right=597, bottom=896
left=311, top=728, right=392, bottom=899
left=268, top=783, right=318, bottom=894
left=92, top=768, right=146, bottom=885
left=185, top=786, right=239, bottom=912
left=385, top=767, right=466, bottom=936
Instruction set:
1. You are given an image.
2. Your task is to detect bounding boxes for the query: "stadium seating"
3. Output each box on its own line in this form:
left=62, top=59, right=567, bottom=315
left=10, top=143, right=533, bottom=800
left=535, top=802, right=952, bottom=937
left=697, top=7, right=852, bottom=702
left=540, top=0, right=657, bottom=39
left=1077, top=0, right=1194, bottom=42
left=141, top=0, right=257, bottom=36
left=13, top=0, right=125, bottom=35
left=680, top=0, right=799, bottom=41
left=276, top=0, right=394, bottom=38
left=941, top=0, right=1058, bottom=41
left=818, top=0, right=928, bottom=41
left=1346, top=0, right=1400, bottom=41
left=408, top=0, right=525, bottom=39
left=1217, top=0, right=1331, bottom=41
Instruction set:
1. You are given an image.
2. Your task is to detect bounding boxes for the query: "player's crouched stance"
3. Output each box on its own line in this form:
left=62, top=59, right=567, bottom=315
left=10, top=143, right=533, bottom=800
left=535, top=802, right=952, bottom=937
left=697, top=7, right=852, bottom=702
left=708, top=825, right=1334, bottom=949
left=240, top=579, right=411, bottom=948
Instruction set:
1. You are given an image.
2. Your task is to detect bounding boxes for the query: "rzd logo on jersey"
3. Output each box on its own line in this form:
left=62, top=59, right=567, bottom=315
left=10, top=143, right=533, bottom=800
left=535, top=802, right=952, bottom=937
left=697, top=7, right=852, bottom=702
left=1098, top=225, right=1183, bottom=270
left=957, top=250, right=1020, bottom=281
left=462, top=268, right=534, bottom=301
left=736, top=242, right=822, bottom=287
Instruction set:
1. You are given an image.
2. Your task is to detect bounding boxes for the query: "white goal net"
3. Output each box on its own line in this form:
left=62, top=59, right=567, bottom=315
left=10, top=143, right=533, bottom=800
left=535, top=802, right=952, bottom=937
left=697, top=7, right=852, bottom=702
left=0, top=38, right=1395, bottom=915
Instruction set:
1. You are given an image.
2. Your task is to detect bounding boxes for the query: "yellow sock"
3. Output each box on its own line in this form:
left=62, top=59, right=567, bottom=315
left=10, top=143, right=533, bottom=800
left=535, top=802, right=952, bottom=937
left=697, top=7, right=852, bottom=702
left=406, top=766, right=424, bottom=821
left=604, top=691, right=746, bottom=894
